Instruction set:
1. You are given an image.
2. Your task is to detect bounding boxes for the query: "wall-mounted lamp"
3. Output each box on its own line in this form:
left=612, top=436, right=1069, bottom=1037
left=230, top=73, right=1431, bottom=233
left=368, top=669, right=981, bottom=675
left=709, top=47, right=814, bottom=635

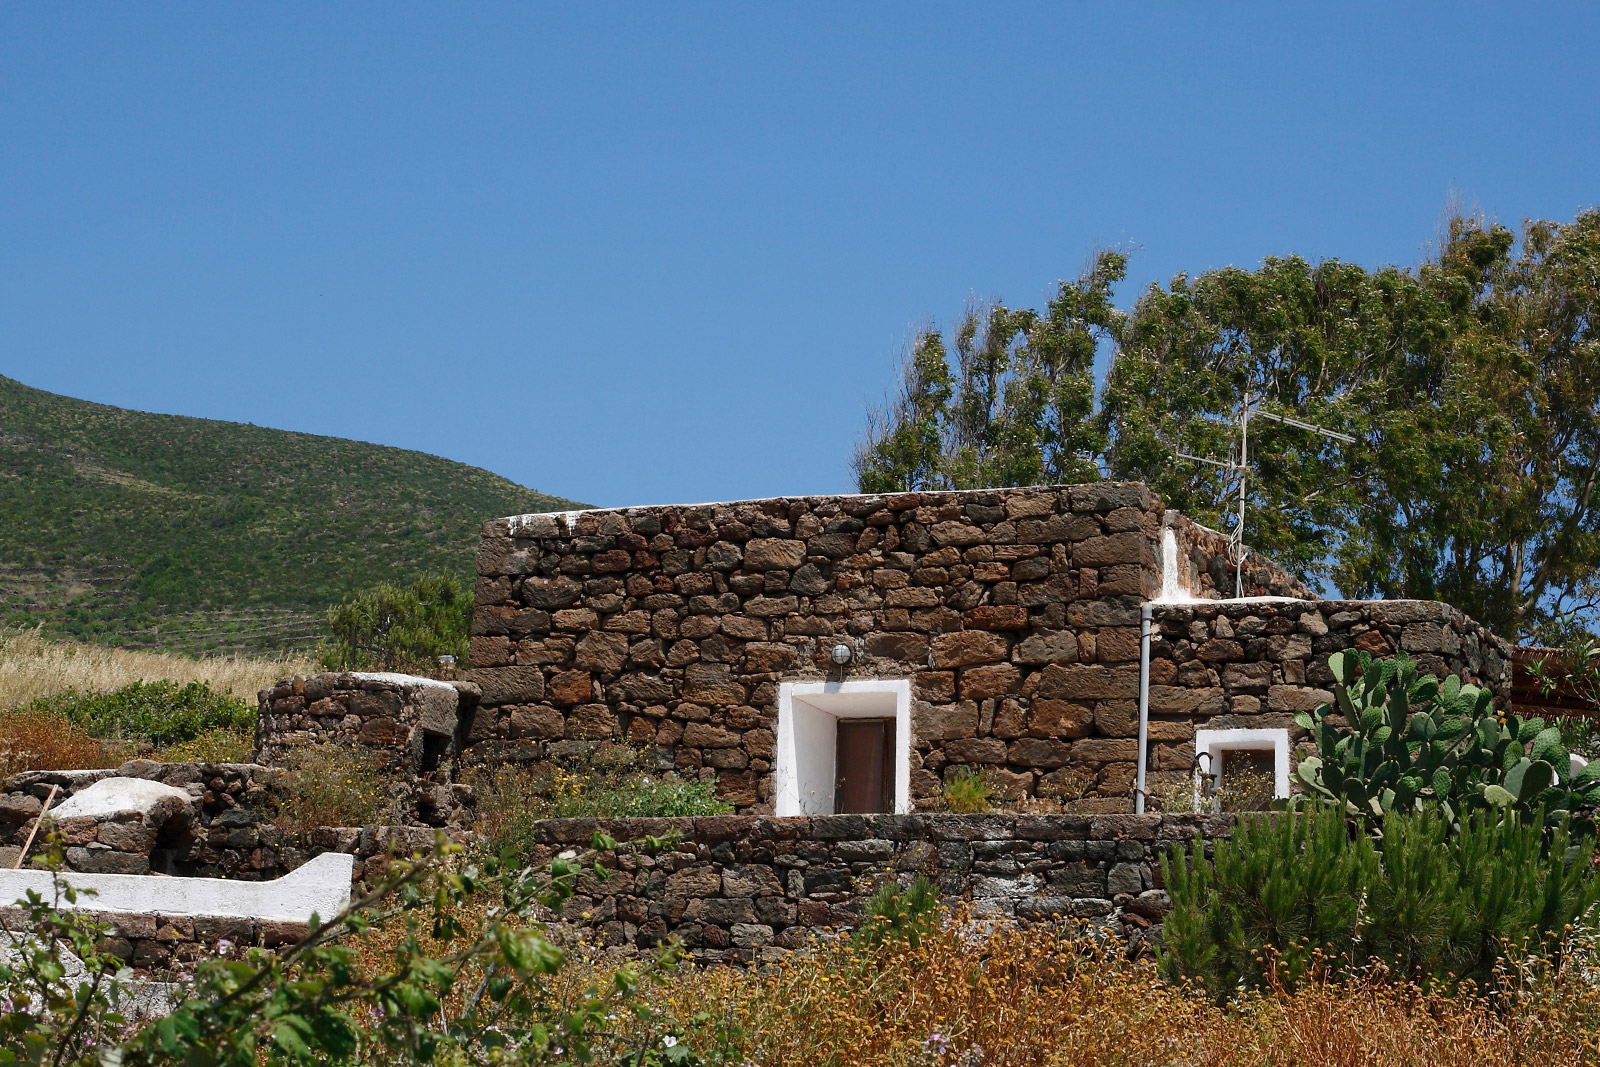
left=830, top=643, right=853, bottom=665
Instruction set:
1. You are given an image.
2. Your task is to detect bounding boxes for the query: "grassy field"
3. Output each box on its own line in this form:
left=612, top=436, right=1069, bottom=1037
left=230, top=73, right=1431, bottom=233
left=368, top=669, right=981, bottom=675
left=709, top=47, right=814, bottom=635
left=0, top=373, right=585, bottom=654
left=0, top=626, right=312, bottom=710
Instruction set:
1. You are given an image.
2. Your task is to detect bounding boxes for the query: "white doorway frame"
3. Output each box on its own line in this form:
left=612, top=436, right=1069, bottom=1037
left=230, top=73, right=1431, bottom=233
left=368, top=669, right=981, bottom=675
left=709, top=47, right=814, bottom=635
left=775, top=679, right=912, bottom=816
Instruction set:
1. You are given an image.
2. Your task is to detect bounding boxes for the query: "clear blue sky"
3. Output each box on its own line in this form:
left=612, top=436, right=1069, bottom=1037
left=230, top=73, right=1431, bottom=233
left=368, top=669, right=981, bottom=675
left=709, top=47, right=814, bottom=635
left=3, top=5, right=1597, bottom=509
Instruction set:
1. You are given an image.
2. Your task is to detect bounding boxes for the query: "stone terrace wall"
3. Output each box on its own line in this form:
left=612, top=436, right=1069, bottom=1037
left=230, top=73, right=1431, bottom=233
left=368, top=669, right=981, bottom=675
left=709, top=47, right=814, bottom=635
left=467, top=484, right=1302, bottom=814
left=520, top=812, right=1223, bottom=963
left=1141, top=599, right=1510, bottom=806
left=0, top=900, right=314, bottom=979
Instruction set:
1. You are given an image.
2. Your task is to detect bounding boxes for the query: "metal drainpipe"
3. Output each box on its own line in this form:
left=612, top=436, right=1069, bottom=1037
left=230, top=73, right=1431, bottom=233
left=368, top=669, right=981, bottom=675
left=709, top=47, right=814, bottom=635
left=1135, top=600, right=1153, bottom=814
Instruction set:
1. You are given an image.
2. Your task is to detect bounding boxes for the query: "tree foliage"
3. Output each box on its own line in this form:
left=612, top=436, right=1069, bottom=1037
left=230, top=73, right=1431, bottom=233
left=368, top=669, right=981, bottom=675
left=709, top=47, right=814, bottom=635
left=320, top=573, right=471, bottom=675
left=856, top=210, right=1600, bottom=639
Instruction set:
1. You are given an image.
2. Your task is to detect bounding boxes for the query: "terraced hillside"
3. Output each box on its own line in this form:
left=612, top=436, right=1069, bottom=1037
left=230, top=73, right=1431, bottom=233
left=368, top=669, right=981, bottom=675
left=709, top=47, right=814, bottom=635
left=0, top=374, right=584, bottom=654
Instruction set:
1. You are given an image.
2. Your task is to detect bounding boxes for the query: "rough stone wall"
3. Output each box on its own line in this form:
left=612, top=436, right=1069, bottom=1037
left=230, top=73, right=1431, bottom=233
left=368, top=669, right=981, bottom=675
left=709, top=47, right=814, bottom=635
left=1166, top=513, right=1313, bottom=600
left=0, top=901, right=312, bottom=978
left=514, top=812, right=1224, bottom=964
left=0, top=761, right=450, bottom=884
left=1141, top=599, right=1510, bottom=807
left=467, top=484, right=1307, bottom=814
left=0, top=763, right=282, bottom=876
left=257, top=672, right=478, bottom=829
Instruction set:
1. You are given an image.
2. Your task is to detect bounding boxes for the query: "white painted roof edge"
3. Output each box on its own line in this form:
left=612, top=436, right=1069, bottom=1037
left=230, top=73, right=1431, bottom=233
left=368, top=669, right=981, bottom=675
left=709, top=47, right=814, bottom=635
left=346, top=672, right=458, bottom=691
left=0, top=852, right=353, bottom=924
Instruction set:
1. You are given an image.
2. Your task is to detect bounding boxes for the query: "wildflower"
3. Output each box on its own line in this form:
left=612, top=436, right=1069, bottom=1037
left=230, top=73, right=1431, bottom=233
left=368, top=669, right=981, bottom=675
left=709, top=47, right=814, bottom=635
left=926, top=1031, right=951, bottom=1055
left=662, top=1035, right=678, bottom=1049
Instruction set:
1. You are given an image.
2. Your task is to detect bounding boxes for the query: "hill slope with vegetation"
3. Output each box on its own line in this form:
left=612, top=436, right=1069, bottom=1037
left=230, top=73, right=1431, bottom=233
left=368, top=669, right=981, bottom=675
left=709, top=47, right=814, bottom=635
left=0, top=374, right=583, bottom=654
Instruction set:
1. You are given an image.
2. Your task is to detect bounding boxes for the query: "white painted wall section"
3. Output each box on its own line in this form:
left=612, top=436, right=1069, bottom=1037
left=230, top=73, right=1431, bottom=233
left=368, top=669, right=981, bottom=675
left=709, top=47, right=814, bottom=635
left=0, top=852, right=354, bottom=925
left=775, top=680, right=911, bottom=816
left=1193, top=727, right=1292, bottom=805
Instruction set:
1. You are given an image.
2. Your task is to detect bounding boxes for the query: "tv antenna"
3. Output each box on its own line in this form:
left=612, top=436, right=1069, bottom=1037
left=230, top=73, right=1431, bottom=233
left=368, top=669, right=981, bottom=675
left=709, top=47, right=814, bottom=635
left=1174, top=392, right=1355, bottom=597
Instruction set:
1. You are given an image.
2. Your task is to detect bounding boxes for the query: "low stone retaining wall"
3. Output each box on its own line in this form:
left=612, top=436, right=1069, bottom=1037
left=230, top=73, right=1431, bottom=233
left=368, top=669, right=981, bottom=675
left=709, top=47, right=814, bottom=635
left=515, top=812, right=1231, bottom=964
left=0, top=853, right=353, bottom=977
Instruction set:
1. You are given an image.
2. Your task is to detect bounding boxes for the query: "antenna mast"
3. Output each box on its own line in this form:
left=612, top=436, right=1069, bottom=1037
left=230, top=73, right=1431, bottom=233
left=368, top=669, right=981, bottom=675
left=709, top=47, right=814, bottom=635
left=1173, top=393, right=1355, bottom=597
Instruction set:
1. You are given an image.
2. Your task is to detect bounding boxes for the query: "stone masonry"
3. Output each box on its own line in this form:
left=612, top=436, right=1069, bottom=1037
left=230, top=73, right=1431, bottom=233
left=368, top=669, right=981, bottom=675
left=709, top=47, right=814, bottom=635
left=516, top=812, right=1222, bottom=964
left=257, top=671, right=480, bottom=829
left=465, top=484, right=1312, bottom=813
left=1140, top=598, right=1509, bottom=807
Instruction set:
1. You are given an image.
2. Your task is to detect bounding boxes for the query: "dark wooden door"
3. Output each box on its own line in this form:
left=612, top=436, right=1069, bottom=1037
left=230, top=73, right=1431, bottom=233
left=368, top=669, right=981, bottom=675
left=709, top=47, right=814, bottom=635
left=835, top=718, right=895, bottom=814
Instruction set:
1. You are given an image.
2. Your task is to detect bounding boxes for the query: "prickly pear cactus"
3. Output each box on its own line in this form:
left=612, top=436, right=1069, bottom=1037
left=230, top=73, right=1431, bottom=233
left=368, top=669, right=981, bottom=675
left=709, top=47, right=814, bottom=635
left=1294, top=649, right=1600, bottom=834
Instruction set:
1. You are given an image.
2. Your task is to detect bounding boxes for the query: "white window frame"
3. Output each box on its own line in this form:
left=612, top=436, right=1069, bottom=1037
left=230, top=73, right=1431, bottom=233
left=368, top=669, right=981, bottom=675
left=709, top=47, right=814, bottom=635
left=774, top=680, right=911, bottom=817
left=1193, top=727, right=1291, bottom=809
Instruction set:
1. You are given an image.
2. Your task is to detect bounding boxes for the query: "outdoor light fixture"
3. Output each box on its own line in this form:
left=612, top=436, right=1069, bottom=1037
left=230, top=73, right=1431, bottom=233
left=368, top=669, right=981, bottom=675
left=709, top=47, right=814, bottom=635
left=830, top=643, right=853, bottom=665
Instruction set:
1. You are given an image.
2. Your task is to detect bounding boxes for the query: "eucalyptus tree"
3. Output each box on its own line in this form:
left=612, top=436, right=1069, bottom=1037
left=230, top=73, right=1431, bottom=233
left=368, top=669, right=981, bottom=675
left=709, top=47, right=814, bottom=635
left=854, top=210, right=1600, bottom=641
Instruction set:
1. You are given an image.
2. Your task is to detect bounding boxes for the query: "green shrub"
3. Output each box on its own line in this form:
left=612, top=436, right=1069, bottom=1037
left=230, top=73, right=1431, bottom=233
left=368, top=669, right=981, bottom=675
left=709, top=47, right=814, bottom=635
left=940, top=766, right=997, bottom=813
left=1162, top=805, right=1600, bottom=994
left=320, top=572, right=471, bottom=674
left=19, top=679, right=254, bottom=747
left=854, top=876, right=942, bottom=950
left=272, top=744, right=399, bottom=832
left=1161, top=804, right=1376, bottom=992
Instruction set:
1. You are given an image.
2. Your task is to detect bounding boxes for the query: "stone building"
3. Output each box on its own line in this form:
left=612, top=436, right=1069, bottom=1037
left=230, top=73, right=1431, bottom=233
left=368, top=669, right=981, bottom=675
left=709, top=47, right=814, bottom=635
left=463, top=483, right=1509, bottom=816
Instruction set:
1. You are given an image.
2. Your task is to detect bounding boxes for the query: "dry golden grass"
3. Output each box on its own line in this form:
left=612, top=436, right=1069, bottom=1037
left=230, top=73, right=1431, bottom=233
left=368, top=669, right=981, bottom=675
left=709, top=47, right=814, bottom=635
left=334, top=875, right=1600, bottom=1067
left=630, top=914, right=1600, bottom=1066
left=0, top=706, right=127, bottom=776
left=0, top=626, right=314, bottom=710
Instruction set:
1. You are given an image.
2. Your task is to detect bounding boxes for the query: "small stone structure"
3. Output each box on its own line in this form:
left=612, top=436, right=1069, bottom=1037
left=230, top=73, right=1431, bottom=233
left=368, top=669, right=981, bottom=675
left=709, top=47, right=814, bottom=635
left=256, top=671, right=479, bottom=829
left=465, top=485, right=1511, bottom=815
left=515, top=812, right=1220, bottom=964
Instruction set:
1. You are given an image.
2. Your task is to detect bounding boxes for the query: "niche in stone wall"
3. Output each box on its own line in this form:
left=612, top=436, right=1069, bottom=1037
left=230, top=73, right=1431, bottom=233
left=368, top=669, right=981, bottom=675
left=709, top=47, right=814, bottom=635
left=775, top=680, right=911, bottom=816
left=1193, top=727, right=1290, bottom=811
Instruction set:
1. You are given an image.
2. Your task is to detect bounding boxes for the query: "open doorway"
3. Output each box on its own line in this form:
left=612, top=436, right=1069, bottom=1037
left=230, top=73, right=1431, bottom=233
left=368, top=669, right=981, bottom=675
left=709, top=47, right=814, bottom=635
left=775, top=680, right=911, bottom=816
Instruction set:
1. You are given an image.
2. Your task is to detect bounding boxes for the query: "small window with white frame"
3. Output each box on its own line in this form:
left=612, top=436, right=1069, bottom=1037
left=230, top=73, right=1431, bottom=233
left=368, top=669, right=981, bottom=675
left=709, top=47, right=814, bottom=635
left=1192, top=728, right=1290, bottom=812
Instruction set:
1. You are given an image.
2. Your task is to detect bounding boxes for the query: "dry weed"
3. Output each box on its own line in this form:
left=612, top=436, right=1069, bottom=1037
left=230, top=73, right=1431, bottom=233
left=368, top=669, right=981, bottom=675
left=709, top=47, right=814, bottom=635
left=618, top=910, right=1600, bottom=1066
left=0, top=626, right=314, bottom=711
left=0, top=707, right=127, bottom=775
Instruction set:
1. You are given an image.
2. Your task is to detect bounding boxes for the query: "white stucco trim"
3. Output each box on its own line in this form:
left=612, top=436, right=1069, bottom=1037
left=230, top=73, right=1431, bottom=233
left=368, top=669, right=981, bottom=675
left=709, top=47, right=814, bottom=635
left=0, top=852, right=354, bottom=925
left=1193, top=727, right=1291, bottom=806
left=347, top=672, right=458, bottom=691
left=775, top=680, right=911, bottom=817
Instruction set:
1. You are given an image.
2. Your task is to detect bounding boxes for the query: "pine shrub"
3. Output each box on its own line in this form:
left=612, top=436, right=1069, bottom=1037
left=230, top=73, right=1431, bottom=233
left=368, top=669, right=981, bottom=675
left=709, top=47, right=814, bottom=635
left=1162, top=805, right=1600, bottom=994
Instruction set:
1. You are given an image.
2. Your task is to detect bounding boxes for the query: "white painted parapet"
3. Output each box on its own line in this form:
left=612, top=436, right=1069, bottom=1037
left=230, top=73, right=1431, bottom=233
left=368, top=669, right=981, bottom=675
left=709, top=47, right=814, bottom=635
left=0, top=851, right=353, bottom=924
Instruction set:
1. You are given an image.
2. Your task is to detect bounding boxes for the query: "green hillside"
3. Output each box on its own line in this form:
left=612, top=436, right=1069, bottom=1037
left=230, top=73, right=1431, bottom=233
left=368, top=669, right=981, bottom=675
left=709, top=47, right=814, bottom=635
left=0, top=374, right=584, bottom=655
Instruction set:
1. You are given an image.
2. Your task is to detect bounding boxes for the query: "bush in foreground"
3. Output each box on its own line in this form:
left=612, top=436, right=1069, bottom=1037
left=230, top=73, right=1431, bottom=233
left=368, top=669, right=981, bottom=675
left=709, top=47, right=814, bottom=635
left=612, top=906, right=1600, bottom=1066
left=1162, top=804, right=1600, bottom=994
left=9, top=831, right=1600, bottom=1065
